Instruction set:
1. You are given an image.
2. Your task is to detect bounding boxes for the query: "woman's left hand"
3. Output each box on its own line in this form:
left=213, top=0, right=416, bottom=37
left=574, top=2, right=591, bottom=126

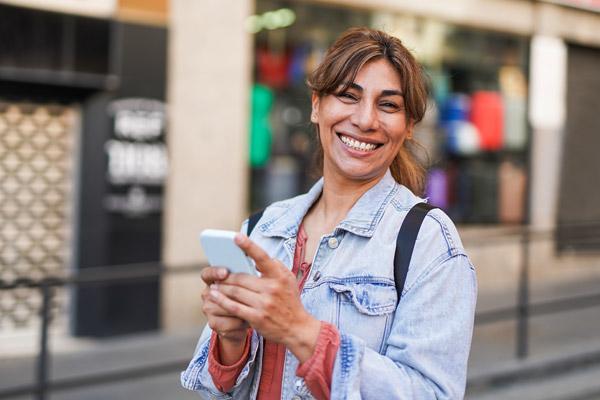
left=208, top=233, right=321, bottom=363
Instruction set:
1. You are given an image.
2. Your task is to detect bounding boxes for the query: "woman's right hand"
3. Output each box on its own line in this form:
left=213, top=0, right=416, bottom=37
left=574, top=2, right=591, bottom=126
left=201, top=267, right=249, bottom=363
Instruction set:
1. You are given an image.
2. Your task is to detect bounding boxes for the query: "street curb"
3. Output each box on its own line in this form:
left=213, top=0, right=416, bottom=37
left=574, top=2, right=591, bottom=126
left=467, top=343, right=600, bottom=394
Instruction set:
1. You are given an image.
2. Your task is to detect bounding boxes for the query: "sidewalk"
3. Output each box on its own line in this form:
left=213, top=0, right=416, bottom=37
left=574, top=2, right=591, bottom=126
left=0, top=328, right=202, bottom=400
left=2, top=277, right=600, bottom=399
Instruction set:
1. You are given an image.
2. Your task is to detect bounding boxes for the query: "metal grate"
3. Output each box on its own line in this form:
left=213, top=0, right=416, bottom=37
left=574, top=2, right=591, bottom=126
left=0, top=101, right=76, bottom=329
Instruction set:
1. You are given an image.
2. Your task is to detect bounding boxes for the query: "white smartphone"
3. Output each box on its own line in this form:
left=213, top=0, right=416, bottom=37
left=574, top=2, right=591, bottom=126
left=199, top=229, right=259, bottom=276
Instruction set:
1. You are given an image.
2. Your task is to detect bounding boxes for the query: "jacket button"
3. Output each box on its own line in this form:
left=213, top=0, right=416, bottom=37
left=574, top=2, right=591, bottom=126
left=313, top=271, right=321, bottom=282
left=327, top=237, right=339, bottom=249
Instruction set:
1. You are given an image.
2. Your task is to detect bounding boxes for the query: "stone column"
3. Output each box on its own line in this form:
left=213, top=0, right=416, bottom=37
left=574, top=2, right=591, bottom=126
left=162, top=0, right=253, bottom=330
left=528, top=34, right=567, bottom=231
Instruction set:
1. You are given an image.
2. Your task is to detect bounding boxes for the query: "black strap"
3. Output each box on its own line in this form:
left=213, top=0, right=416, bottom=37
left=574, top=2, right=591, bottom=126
left=394, top=203, right=437, bottom=304
left=247, top=209, right=265, bottom=236
left=247, top=202, right=434, bottom=305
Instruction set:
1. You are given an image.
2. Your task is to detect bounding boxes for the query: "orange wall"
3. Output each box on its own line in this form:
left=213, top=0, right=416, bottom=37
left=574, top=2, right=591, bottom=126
left=117, top=0, right=168, bottom=25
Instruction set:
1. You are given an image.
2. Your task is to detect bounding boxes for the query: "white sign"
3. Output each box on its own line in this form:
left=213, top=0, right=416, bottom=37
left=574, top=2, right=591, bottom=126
left=110, top=98, right=166, bottom=141
left=104, top=97, right=168, bottom=216
left=105, top=140, right=168, bottom=185
left=104, top=186, right=162, bottom=217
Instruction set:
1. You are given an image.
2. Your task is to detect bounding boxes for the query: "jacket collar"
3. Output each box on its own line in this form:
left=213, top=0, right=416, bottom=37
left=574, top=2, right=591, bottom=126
left=259, top=170, right=399, bottom=239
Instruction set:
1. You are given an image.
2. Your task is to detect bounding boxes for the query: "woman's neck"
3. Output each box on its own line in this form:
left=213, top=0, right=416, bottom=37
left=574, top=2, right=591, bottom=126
left=312, top=172, right=384, bottom=231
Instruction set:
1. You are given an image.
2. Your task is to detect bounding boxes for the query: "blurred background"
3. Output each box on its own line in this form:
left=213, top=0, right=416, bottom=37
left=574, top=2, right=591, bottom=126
left=1, top=0, right=600, bottom=399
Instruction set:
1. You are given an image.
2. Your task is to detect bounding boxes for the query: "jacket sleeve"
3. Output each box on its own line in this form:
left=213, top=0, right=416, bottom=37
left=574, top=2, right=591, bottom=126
left=208, top=330, right=253, bottom=392
left=180, top=219, right=263, bottom=398
left=330, top=252, right=477, bottom=400
left=180, top=323, right=262, bottom=399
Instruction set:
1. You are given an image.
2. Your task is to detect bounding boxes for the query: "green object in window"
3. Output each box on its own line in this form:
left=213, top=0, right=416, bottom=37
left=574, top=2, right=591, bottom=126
left=249, top=84, right=273, bottom=167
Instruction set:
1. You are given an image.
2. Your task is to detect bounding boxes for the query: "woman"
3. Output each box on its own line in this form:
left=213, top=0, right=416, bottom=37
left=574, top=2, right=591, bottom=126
left=182, top=27, right=477, bottom=400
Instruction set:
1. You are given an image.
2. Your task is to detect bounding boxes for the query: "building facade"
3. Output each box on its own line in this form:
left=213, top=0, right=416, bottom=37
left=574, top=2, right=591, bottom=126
left=1, top=0, right=600, bottom=343
left=0, top=0, right=168, bottom=347
left=165, top=0, right=600, bottom=330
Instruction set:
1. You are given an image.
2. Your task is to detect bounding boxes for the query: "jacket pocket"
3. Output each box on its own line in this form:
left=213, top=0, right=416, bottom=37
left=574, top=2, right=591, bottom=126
left=330, top=280, right=397, bottom=353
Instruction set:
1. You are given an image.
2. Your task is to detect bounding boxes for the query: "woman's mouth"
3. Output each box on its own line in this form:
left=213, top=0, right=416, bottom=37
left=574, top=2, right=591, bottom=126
left=338, top=133, right=381, bottom=152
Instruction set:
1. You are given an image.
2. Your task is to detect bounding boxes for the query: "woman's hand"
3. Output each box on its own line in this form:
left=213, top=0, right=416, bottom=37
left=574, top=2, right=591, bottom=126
left=201, top=267, right=249, bottom=364
left=208, top=234, right=321, bottom=363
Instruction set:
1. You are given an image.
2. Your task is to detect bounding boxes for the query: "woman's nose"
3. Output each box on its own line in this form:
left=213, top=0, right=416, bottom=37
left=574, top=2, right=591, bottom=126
left=350, top=101, right=379, bottom=132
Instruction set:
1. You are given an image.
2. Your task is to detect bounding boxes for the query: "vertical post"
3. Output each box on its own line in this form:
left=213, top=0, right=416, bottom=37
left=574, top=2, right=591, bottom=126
left=36, top=281, right=52, bottom=400
left=60, top=15, right=75, bottom=71
left=516, top=227, right=530, bottom=359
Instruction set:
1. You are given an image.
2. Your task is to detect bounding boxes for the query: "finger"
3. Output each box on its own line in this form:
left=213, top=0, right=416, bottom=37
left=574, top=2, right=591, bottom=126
left=220, top=273, right=263, bottom=293
left=200, top=266, right=229, bottom=285
left=234, top=234, right=283, bottom=277
left=209, top=286, right=262, bottom=323
left=203, top=285, right=251, bottom=317
left=215, top=283, right=263, bottom=308
left=202, top=295, right=239, bottom=317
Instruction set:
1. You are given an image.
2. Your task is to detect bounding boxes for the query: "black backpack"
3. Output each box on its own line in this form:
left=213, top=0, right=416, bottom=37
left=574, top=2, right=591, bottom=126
left=247, top=202, right=436, bottom=304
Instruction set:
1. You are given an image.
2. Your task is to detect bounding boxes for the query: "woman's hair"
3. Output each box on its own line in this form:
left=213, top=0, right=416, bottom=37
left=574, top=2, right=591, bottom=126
left=307, top=27, right=429, bottom=195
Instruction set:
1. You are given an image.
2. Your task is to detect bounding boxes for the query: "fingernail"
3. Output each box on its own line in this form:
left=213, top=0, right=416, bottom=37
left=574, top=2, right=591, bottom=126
left=217, top=268, right=227, bottom=279
left=210, top=288, right=220, bottom=299
left=234, top=233, right=245, bottom=245
left=210, top=283, right=219, bottom=290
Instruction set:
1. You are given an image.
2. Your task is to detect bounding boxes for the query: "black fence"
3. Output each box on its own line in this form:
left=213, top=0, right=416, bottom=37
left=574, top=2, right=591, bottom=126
left=1, top=227, right=600, bottom=399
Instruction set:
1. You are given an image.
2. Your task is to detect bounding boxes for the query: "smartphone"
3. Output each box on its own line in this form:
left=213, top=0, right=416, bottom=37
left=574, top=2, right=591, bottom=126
left=199, top=229, right=259, bottom=276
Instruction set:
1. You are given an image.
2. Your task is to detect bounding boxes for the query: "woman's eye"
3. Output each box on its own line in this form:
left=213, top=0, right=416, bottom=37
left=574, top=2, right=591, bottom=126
left=380, top=102, right=401, bottom=112
left=338, top=92, right=358, bottom=101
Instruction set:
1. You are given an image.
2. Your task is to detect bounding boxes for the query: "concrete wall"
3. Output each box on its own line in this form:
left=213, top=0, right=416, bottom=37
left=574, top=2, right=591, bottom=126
left=306, top=0, right=600, bottom=47
left=162, top=0, right=253, bottom=330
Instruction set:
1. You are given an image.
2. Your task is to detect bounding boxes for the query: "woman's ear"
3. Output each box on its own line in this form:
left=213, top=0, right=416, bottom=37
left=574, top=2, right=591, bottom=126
left=406, top=121, right=415, bottom=140
left=311, top=93, right=320, bottom=123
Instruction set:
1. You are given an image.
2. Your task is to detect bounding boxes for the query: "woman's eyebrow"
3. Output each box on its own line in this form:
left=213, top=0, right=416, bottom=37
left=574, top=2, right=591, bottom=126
left=381, top=89, right=404, bottom=97
left=342, top=82, right=363, bottom=91
left=341, top=83, right=404, bottom=97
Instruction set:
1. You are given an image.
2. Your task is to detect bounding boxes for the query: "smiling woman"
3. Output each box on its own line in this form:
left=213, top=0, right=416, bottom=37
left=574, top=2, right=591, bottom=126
left=182, top=27, right=477, bottom=400
left=311, top=58, right=414, bottom=186
left=308, top=28, right=429, bottom=195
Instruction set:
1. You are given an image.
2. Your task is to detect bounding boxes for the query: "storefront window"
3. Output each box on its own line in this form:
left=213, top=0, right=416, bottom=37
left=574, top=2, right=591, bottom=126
left=250, top=1, right=529, bottom=225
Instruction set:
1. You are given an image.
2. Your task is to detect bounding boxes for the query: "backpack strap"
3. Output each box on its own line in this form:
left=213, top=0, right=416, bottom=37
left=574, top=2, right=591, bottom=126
left=394, top=202, right=438, bottom=304
left=247, top=202, right=434, bottom=305
left=247, top=209, right=265, bottom=236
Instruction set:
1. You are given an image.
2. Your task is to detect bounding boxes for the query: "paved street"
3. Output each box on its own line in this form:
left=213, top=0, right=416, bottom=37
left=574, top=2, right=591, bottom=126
left=2, top=277, right=600, bottom=400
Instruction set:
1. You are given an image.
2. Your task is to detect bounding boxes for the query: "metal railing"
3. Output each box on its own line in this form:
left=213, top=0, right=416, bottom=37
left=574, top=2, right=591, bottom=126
left=0, top=263, right=203, bottom=400
left=0, top=226, right=599, bottom=399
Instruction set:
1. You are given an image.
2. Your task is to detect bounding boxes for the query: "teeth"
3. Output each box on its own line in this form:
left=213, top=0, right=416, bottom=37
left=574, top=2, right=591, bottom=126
left=340, top=135, right=377, bottom=151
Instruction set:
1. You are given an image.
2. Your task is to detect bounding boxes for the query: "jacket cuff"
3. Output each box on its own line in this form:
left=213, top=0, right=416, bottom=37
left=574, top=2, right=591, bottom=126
left=208, top=329, right=253, bottom=392
left=296, top=321, right=340, bottom=400
left=330, top=333, right=365, bottom=400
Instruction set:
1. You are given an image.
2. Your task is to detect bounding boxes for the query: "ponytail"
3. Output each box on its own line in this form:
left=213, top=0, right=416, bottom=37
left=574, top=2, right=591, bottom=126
left=389, top=141, right=426, bottom=196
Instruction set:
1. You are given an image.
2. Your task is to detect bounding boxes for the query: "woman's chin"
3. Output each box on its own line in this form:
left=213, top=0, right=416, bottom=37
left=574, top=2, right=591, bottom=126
left=327, top=162, right=387, bottom=183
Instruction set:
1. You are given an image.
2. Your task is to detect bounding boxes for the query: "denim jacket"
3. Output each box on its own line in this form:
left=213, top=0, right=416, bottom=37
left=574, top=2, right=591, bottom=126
left=181, top=170, right=477, bottom=399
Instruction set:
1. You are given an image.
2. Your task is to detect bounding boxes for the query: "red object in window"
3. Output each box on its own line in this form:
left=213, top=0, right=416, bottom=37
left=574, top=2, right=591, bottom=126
left=470, top=91, right=504, bottom=151
left=257, top=48, right=291, bottom=89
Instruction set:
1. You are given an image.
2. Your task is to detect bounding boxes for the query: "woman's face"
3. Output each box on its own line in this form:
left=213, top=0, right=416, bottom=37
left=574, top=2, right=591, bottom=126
left=311, top=58, right=412, bottom=184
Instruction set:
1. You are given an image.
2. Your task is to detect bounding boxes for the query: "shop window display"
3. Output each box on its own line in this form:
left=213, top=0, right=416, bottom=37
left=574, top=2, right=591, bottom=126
left=423, top=27, right=529, bottom=224
left=250, top=1, right=529, bottom=225
left=249, top=2, right=370, bottom=210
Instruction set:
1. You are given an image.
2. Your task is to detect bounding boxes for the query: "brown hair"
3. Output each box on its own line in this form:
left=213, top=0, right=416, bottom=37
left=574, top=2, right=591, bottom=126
left=307, top=27, right=429, bottom=195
